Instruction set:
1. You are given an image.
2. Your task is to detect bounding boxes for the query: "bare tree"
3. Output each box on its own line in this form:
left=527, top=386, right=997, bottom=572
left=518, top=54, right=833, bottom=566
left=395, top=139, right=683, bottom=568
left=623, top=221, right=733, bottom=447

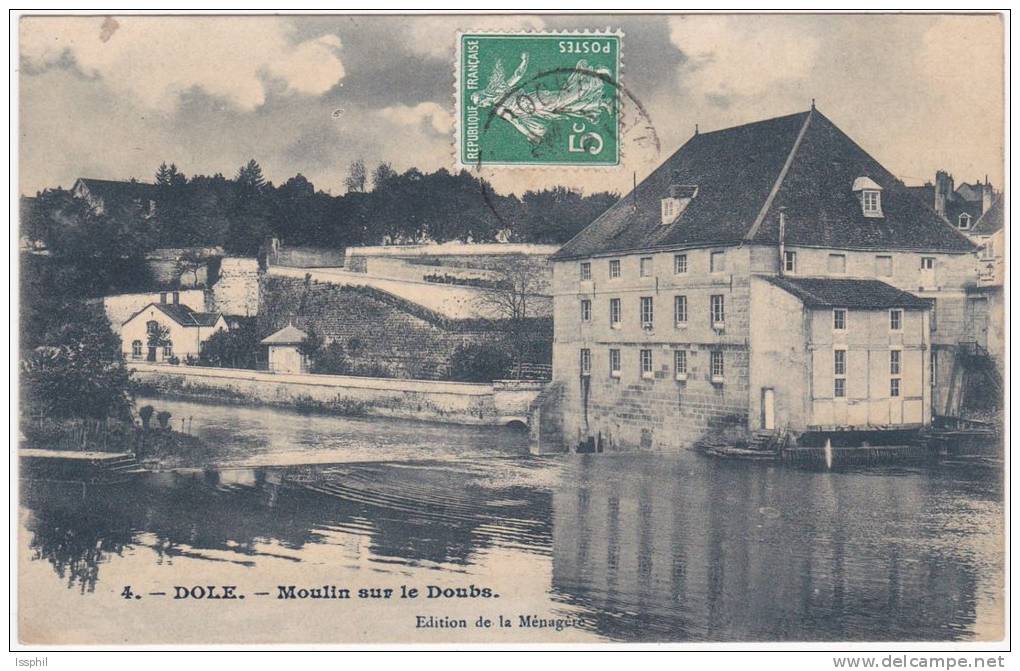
left=475, top=260, right=542, bottom=378
left=174, top=250, right=207, bottom=287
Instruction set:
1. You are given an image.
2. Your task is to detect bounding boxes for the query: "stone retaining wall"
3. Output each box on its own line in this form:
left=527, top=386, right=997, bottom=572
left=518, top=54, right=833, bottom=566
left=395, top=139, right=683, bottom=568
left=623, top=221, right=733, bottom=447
left=130, top=363, right=545, bottom=426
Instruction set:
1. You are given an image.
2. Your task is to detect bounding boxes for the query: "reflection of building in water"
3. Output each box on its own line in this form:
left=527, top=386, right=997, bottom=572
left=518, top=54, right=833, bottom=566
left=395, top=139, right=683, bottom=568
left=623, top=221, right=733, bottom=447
left=550, top=457, right=991, bottom=641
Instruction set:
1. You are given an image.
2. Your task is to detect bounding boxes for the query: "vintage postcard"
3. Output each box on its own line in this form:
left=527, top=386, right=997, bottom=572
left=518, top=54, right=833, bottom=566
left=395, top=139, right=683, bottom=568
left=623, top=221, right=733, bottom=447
left=13, top=11, right=1007, bottom=652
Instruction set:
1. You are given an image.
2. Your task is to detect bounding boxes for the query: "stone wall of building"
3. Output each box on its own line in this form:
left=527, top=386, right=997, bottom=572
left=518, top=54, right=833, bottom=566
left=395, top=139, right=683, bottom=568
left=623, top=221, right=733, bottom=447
left=552, top=246, right=754, bottom=452
left=260, top=275, right=552, bottom=380
left=211, top=257, right=262, bottom=316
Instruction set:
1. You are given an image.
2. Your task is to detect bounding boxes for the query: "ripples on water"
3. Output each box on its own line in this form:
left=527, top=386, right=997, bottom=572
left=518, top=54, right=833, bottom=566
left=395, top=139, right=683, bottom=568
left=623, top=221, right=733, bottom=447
left=18, top=397, right=1004, bottom=643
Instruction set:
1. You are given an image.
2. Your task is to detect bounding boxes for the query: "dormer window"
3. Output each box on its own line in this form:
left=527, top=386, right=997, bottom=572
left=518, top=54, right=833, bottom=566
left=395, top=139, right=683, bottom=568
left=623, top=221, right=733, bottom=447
left=958, top=213, right=972, bottom=230
left=660, top=184, right=698, bottom=225
left=862, top=190, right=881, bottom=214
left=852, top=176, right=883, bottom=218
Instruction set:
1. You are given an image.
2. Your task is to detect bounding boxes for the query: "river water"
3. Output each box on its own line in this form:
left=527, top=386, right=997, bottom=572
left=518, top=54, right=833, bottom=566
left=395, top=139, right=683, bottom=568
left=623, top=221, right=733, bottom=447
left=18, top=396, right=1004, bottom=644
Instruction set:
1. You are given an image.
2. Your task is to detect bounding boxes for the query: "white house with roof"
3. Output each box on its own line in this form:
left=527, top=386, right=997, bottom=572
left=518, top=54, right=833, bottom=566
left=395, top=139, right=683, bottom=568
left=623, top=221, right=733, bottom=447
left=121, top=295, right=227, bottom=362
left=548, top=105, right=983, bottom=451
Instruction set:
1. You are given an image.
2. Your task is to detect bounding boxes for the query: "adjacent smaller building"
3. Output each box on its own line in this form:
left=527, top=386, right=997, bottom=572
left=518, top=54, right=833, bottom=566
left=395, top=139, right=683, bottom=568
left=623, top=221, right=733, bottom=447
left=750, top=277, right=932, bottom=433
left=261, top=324, right=309, bottom=374
left=122, top=295, right=227, bottom=362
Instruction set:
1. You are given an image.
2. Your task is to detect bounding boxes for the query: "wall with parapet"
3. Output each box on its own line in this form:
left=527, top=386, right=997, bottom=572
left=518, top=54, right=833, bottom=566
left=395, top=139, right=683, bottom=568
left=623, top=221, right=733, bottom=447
left=211, top=257, right=262, bottom=316
left=129, top=362, right=544, bottom=426
left=268, top=265, right=551, bottom=320
left=345, top=243, right=558, bottom=294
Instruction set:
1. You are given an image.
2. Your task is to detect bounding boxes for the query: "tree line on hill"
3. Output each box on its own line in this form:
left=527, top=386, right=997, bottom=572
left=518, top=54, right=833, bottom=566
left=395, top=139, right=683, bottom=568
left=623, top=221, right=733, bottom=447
left=25, top=159, right=619, bottom=258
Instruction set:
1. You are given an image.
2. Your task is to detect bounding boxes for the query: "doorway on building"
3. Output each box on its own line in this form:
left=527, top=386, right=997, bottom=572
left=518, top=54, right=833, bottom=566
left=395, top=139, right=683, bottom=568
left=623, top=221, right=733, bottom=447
left=965, top=296, right=990, bottom=349
left=762, top=388, right=776, bottom=430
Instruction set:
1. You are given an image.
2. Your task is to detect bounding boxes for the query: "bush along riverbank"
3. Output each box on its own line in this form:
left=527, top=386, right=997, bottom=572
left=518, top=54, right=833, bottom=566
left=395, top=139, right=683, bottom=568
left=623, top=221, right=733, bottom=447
left=20, top=407, right=219, bottom=471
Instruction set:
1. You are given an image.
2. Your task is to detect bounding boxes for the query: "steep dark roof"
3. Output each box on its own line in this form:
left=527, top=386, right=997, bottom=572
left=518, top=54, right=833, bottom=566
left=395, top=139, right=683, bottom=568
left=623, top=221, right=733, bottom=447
left=971, top=196, right=1004, bottom=235
left=944, top=196, right=983, bottom=229
left=764, top=276, right=932, bottom=310
left=553, top=108, right=975, bottom=260
left=123, top=302, right=223, bottom=327
left=76, top=178, right=157, bottom=205
left=907, top=184, right=935, bottom=206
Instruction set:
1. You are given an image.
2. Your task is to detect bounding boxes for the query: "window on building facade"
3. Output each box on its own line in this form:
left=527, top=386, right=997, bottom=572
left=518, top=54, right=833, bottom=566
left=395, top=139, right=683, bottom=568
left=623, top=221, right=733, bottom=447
left=710, top=351, right=725, bottom=381
left=131, top=340, right=142, bottom=358
left=580, top=262, right=591, bottom=280
left=784, top=251, right=796, bottom=274
left=674, top=350, right=688, bottom=380
left=163, top=342, right=173, bottom=358
left=875, top=255, right=893, bottom=276
left=674, top=254, right=688, bottom=274
left=890, top=377, right=901, bottom=398
left=958, top=213, right=972, bottom=230
left=833, top=308, right=847, bottom=331
left=921, top=257, right=935, bottom=270
left=674, top=295, right=688, bottom=325
left=890, top=309, right=902, bottom=331
left=580, top=348, right=591, bottom=376
left=609, top=259, right=621, bottom=278
left=609, top=349, right=621, bottom=377
left=609, top=298, right=621, bottom=328
left=710, top=295, right=725, bottom=327
left=640, top=296, right=654, bottom=328
left=581, top=299, right=591, bottom=322
left=862, top=190, right=881, bottom=215
left=828, top=253, right=847, bottom=274
left=710, top=251, right=726, bottom=273
left=640, top=349, right=653, bottom=377
left=834, top=349, right=847, bottom=398
left=146, top=319, right=159, bottom=334
left=640, top=257, right=653, bottom=277
left=890, top=349, right=901, bottom=376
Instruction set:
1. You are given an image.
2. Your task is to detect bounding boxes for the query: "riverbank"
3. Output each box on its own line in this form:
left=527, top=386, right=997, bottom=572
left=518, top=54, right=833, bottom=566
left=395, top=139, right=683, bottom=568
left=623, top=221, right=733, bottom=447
left=129, top=362, right=545, bottom=427
left=19, top=416, right=215, bottom=470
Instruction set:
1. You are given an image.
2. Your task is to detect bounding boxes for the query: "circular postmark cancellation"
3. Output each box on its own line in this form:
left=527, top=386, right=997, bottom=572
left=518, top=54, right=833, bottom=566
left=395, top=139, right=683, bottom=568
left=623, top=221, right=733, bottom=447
left=458, top=32, right=658, bottom=168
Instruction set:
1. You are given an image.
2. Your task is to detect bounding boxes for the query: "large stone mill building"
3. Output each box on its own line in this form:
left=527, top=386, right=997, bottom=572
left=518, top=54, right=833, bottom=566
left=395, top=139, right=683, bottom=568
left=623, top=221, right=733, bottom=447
left=548, top=106, right=990, bottom=451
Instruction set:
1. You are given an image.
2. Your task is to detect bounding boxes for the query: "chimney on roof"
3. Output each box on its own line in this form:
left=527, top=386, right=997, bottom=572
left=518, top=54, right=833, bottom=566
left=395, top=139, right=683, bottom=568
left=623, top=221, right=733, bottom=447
left=934, top=170, right=954, bottom=216
left=982, top=178, right=994, bottom=214
left=172, top=291, right=180, bottom=305
left=159, top=292, right=167, bottom=304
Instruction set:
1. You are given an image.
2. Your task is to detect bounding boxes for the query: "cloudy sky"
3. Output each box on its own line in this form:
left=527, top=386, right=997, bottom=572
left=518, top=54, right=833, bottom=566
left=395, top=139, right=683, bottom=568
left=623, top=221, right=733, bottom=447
left=18, top=13, right=1004, bottom=197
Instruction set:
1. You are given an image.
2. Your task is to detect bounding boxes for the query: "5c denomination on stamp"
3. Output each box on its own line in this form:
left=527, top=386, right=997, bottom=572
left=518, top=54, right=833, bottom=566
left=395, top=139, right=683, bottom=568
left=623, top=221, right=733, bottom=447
left=457, top=31, right=622, bottom=167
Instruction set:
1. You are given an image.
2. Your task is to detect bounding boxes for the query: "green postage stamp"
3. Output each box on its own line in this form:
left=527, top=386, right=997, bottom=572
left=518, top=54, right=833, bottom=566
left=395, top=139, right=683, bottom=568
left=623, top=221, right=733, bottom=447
left=457, top=32, right=622, bottom=167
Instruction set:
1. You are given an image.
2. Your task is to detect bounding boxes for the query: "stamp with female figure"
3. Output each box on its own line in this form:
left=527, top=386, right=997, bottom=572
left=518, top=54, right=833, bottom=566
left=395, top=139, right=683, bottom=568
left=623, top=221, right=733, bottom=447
left=457, top=31, right=622, bottom=167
